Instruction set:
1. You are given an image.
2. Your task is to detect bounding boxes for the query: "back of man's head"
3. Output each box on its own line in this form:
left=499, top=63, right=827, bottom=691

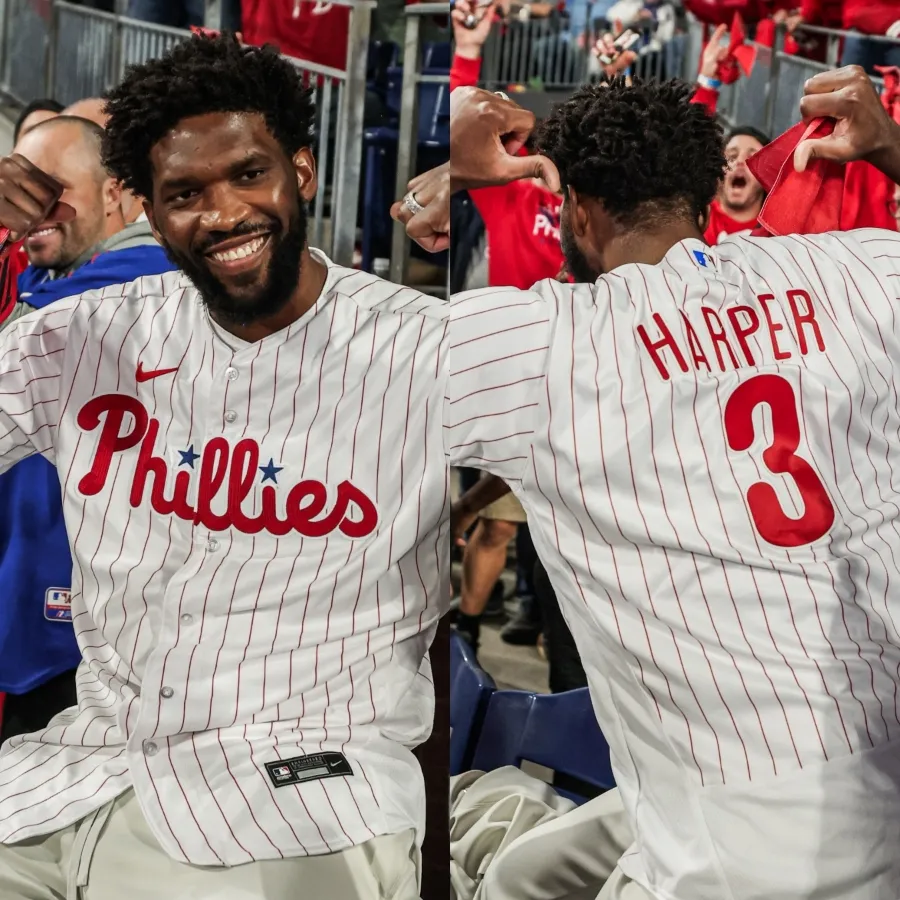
left=536, top=78, right=726, bottom=228
left=63, top=97, right=110, bottom=129
left=13, top=115, right=124, bottom=271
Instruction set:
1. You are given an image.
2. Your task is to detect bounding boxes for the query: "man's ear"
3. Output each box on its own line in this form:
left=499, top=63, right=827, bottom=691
left=103, top=177, right=123, bottom=218
left=293, top=147, right=318, bottom=203
left=567, top=185, right=589, bottom=238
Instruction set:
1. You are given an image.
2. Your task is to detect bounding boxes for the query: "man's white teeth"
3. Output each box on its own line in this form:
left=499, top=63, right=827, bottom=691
left=211, top=236, right=266, bottom=262
left=30, top=227, right=57, bottom=238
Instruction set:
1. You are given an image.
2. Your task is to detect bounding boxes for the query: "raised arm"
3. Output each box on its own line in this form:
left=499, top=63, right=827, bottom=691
left=0, top=153, right=75, bottom=328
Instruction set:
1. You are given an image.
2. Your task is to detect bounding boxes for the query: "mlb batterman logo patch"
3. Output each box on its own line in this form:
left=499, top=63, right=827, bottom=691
left=44, top=588, right=73, bottom=622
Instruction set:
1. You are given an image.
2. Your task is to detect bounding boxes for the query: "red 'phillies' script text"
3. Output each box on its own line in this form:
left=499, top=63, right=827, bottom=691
left=636, top=288, right=827, bottom=381
left=76, top=393, right=379, bottom=538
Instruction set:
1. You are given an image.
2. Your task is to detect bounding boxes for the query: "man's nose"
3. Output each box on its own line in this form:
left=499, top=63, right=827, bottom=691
left=197, top=183, right=253, bottom=234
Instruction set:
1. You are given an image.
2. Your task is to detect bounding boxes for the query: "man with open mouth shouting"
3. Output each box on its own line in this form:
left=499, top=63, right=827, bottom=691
left=703, top=124, right=769, bottom=245
left=0, top=32, right=445, bottom=900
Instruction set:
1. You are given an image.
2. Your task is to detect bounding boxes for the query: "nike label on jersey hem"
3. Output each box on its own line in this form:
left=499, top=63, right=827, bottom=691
left=264, top=751, right=353, bottom=787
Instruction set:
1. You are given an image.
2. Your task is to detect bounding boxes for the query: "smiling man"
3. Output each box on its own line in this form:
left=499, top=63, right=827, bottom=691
left=0, top=34, right=445, bottom=900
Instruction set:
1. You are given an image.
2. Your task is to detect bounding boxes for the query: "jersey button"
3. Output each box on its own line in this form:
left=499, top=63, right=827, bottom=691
left=143, top=740, right=159, bottom=757
left=225, top=367, right=239, bottom=382
left=180, top=613, right=194, bottom=626
left=224, top=410, right=237, bottom=424
left=208, top=538, right=219, bottom=552
left=160, top=686, right=174, bottom=699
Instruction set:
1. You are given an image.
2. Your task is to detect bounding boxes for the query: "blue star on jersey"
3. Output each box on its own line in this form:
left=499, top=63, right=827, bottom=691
left=259, top=458, right=284, bottom=485
left=178, top=445, right=200, bottom=468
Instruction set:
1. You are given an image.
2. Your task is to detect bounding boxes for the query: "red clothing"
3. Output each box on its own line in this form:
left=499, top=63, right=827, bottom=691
left=0, top=232, right=22, bottom=329
left=843, top=0, right=900, bottom=35
left=704, top=199, right=759, bottom=244
left=472, top=183, right=564, bottom=289
left=241, top=0, right=350, bottom=72
left=452, top=52, right=564, bottom=287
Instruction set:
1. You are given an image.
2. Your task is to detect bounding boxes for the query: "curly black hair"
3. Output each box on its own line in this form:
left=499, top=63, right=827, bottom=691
left=536, top=78, right=726, bottom=227
left=101, top=32, right=315, bottom=199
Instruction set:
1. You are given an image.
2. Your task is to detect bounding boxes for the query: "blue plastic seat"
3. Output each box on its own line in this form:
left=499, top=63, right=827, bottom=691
left=471, top=688, right=615, bottom=804
left=422, top=41, right=451, bottom=70
left=450, top=631, right=496, bottom=775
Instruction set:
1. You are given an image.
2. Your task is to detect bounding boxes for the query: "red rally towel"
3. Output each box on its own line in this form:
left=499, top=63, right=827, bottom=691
left=746, top=118, right=896, bottom=235
left=715, top=13, right=757, bottom=85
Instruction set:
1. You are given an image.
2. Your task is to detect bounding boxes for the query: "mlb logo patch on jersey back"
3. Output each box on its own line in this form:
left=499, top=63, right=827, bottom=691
left=44, top=588, right=72, bottom=622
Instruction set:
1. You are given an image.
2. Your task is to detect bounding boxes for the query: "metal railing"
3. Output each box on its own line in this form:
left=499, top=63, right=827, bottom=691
left=478, top=14, right=685, bottom=90
left=0, top=0, right=373, bottom=269
left=691, top=19, right=895, bottom=136
left=390, top=1, right=450, bottom=287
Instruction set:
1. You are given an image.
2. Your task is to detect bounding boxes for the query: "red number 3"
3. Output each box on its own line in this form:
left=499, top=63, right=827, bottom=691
left=724, top=374, right=834, bottom=548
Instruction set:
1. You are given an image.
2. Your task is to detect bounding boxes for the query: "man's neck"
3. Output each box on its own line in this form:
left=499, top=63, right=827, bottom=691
left=718, top=197, right=763, bottom=224
left=605, top=221, right=707, bottom=272
left=211, top=248, right=328, bottom=344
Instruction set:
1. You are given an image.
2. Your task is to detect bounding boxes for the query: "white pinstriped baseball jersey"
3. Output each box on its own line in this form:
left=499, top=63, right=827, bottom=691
left=449, top=230, right=900, bottom=899
left=0, top=249, right=449, bottom=865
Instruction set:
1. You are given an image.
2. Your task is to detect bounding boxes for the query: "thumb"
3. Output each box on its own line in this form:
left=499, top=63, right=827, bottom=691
left=46, top=200, right=76, bottom=224
left=711, top=22, right=728, bottom=44
left=498, top=152, right=561, bottom=192
left=793, top=136, right=831, bottom=172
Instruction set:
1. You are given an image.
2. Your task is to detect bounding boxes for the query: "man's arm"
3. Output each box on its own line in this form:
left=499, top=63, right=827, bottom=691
left=0, top=306, right=70, bottom=474
left=446, top=283, right=555, bottom=481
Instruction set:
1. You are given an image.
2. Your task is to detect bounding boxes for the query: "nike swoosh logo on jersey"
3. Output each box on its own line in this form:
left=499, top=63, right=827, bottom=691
left=136, top=363, right=180, bottom=382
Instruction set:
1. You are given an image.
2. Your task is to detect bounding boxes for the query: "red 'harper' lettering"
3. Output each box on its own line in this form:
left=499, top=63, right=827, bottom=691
left=636, top=313, right=689, bottom=381
left=76, top=393, right=379, bottom=538
left=635, top=289, right=828, bottom=380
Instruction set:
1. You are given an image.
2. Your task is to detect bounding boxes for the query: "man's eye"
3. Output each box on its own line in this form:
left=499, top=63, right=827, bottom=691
left=240, top=169, right=265, bottom=181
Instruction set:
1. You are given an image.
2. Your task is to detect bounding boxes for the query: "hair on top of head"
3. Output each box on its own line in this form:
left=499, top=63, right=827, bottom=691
left=14, top=98, right=64, bottom=142
left=536, top=78, right=726, bottom=227
left=25, top=114, right=106, bottom=146
left=726, top=124, right=770, bottom=147
left=101, top=32, right=316, bottom=199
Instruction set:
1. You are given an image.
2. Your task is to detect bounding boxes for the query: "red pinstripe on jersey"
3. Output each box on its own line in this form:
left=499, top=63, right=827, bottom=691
left=449, top=230, right=900, bottom=899
left=0, top=251, right=448, bottom=865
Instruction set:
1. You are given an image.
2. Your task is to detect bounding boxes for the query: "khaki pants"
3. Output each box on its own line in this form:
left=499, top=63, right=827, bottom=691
left=0, top=788, right=420, bottom=900
left=450, top=767, right=653, bottom=900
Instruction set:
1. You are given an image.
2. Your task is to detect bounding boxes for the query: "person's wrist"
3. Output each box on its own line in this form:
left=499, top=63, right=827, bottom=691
left=696, top=73, right=721, bottom=90
left=454, top=43, right=483, bottom=60
left=864, top=120, right=900, bottom=175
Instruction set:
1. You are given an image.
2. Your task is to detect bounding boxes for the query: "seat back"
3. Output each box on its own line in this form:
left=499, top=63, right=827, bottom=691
left=449, top=631, right=496, bottom=775
left=471, top=688, right=615, bottom=803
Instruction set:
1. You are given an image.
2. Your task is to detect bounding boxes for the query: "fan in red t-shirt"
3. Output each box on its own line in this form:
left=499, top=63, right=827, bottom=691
left=705, top=125, right=770, bottom=244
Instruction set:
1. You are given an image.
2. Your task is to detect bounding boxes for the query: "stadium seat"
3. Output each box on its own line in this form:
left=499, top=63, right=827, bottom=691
left=450, top=631, right=496, bottom=775
left=361, top=69, right=450, bottom=271
left=422, top=41, right=451, bottom=70
left=471, top=688, right=616, bottom=804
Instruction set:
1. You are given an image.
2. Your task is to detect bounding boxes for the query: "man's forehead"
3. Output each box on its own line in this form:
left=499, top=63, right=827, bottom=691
left=152, top=111, right=275, bottom=165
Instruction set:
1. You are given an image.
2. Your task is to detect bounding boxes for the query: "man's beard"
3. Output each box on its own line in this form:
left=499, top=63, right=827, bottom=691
left=560, top=215, right=600, bottom=284
left=163, top=204, right=308, bottom=327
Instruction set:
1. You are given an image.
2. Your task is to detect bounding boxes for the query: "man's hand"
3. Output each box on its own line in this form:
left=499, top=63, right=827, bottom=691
left=449, top=87, right=561, bottom=193
left=451, top=500, right=479, bottom=548
left=592, top=31, right=639, bottom=79
left=390, top=162, right=450, bottom=253
left=0, top=154, right=75, bottom=242
left=795, top=66, right=900, bottom=178
left=452, top=0, right=496, bottom=59
left=699, top=23, right=728, bottom=79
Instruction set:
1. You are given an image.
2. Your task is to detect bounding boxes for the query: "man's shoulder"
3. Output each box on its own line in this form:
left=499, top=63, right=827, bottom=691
left=11, top=269, right=192, bottom=336
left=327, top=264, right=448, bottom=320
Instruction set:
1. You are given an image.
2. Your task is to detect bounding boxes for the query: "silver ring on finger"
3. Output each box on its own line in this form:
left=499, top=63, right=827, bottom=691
left=494, top=91, right=511, bottom=101
left=403, top=192, right=426, bottom=216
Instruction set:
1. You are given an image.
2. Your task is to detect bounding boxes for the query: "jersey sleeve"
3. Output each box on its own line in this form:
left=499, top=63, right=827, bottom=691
left=446, top=285, right=555, bottom=482
left=0, top=301, right=73, bottom=475
left=852, top=228, right=900, bottom=288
